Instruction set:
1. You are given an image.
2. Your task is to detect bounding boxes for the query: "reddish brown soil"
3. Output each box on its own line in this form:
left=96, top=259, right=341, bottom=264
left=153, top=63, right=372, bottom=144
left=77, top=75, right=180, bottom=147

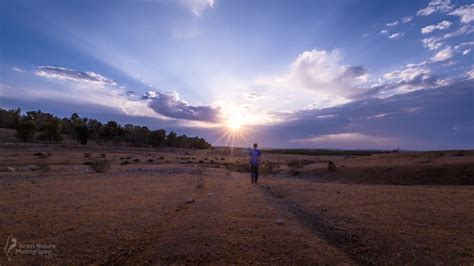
left=0, top=144, right=473, bottom=264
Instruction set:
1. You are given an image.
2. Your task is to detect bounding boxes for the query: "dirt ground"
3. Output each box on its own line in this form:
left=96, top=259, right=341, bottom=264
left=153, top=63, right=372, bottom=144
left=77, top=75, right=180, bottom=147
left=0, top=144, right=473, bottom=264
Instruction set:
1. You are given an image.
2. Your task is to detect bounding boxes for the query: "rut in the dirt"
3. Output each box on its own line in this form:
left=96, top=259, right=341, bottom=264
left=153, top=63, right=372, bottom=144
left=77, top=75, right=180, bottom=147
left=258, top=185, right=425, bottom=265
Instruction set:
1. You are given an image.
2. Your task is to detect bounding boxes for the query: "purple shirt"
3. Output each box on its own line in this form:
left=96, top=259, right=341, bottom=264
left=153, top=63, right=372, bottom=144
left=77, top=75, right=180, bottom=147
left=249, top=148, right=261, bottom=165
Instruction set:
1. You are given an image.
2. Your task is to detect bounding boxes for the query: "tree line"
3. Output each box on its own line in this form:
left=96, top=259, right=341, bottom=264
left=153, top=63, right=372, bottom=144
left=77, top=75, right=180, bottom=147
left=0, top=108, right=212, bottom=149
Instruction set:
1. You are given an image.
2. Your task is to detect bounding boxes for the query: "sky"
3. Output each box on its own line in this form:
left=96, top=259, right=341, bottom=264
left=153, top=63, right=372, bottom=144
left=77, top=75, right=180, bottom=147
left=0, top=0, right=473, bottom=150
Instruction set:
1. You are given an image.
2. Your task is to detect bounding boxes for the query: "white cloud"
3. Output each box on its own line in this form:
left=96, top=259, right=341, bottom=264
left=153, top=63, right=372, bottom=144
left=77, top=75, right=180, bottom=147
left=388, top=32, right=404, bottom=39
left=12, top=67, right=25, bottom=73
left=380, top=29, right=389, bottom=35
left=402, top=16, right=413, bottom=23
left=421, top=20, right=452, bottom=34
left=466, top=68, right=474, bottom=80
left=35, top=66, right=117, bottom=86
left=431, top=46, right=455, bottom=62
left=422, top=37, right=443, bottom=50
left=180, top=0, right=215, bottom=16
left=421, top=25, right=474, bottom=50
left=449, top=4, right=474, bottom=24
left=383, top=63, right=431, bottom=82
left=256, top=49, right=368, bottom=98
left=417, top=0, right=454, bottom=16
left=387, top=21, right=399, bottom=27
left=33, top=66, right=159, bottom=117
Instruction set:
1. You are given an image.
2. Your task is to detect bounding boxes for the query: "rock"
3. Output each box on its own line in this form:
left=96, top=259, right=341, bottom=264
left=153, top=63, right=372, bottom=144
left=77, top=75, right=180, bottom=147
left=274, top=219, right=284, bottom=225
left=207, top=192, right=214, bottom=196
left=185, top=198, right=195, bottom=204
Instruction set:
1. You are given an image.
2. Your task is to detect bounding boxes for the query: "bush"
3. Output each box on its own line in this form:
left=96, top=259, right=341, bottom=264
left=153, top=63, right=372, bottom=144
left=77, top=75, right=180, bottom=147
left=120, top=160, right=130, bottom=166
left=90, top=160, right=111, bottom=173
left=100, top=153, right=106, bottom=158
left=15, top=120, right=37, bottom=142
left=327, top=161, right=336, bottom=172
left=287, top=160, right=313, bottom=176
left=260, top=161, right=280, bottom=175
left=84, top=153, right=91, bottom=158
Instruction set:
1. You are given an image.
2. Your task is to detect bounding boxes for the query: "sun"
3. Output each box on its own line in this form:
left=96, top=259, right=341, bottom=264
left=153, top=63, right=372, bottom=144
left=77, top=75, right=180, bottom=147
left=228, top=119, right=242, bottom=130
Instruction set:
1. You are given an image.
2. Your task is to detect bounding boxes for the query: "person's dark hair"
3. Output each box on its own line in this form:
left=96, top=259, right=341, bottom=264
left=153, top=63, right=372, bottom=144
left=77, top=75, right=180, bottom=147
left=253, top=143, right=258, bottom=148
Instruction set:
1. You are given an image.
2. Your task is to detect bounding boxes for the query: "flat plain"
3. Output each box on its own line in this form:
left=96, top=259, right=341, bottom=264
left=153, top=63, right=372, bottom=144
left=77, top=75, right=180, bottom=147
left=0, top=142, right=473, bottom=264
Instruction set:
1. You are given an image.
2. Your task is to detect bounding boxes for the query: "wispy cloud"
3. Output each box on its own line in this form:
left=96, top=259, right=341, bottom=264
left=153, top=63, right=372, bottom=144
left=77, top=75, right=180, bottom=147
left=31, top=66, right=158, bottom=117
left=388, top=32, right=404, bottom=40
left=421, top=24, right=474, bottom=50
left=12, top=67, right=25, bottom=73
left=421, top=20, right=452, bottom=34
left=35, top=66, right=117, bottom=86
left=417, top=0, right=454, bottom=16
left=180, top=0, right=215, bottom=16
left=386, top=21, right=399, bottom=27
left=431, top=46, right=455, bottom=62
left=402, top=16, right=413, bottom=23
left=449, top=4, right=474, bottom=24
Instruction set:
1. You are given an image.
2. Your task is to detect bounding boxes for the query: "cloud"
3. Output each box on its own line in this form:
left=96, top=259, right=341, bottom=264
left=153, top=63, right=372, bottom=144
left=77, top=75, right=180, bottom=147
left=148, top=91, right=221, bottom=122
left=388, top=32, right=404, bottom=39
left=32, top=66, right=158, bottom=117
left=422, top=37, right=444, bottom=50
left=180, top=0, right=215, bottom=16
left=258, top=79, right=474, bottom=149
left=417, top=0, right=454, bottom=16
left=454, top=41, right=474, bottom=54
left=421, top=20, right=452, bottom=34
left=35, top=66, right=117, bottom=86
left=421, top=24, right=474, bottom=50
left=290, top=133, right=394, bottom=146
left=380, top=29, right=389, bottom=35
left=449, top=4, right=474, bottom=24
left=431, top=46, right=455, bottom=62
left=12, top=67, right=25, bottom=73
left=402, top=16, right=413, bottom=23
left=386, top=21, right=399, bottom=27
left=256, top=49, right=368, bottom=99
left=383, top=63, right=431, bottom=82
left=467, top=68, right=474, bottom=80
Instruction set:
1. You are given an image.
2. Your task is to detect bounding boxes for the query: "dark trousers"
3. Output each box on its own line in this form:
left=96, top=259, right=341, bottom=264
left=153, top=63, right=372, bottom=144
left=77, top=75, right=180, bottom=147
left=250, top=164, right=259, bottom=183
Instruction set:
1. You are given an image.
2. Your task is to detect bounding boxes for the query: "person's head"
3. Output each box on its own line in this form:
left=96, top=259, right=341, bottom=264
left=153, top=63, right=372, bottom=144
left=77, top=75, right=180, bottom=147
left=253, top=143, right=258, bottom=149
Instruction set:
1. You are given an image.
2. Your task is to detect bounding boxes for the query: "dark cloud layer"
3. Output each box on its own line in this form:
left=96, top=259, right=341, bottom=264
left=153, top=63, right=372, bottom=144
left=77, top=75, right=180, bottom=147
left=148, top=91, right=221, bottom=122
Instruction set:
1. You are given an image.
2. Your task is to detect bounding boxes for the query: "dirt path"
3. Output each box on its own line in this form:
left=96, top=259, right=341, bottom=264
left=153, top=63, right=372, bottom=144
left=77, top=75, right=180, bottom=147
left=1, top=164, right=473, bottom=264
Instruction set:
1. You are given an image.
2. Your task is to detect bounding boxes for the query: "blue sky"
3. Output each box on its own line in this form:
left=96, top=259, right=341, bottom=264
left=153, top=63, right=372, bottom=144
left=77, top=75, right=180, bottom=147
left=1, top=0, right=473, bottom=149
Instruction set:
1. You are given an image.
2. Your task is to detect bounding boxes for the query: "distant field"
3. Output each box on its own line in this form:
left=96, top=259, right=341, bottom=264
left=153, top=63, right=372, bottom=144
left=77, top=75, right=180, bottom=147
left=264, top=148, right=391, bottom=156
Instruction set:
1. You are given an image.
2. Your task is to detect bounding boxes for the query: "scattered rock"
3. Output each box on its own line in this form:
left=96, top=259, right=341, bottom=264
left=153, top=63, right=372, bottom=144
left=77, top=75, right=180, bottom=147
left=207, top=192, right=214, bottom=196
left=274, top=219, right=284, bottom=225
left=185, top=198, right=195, bottom=204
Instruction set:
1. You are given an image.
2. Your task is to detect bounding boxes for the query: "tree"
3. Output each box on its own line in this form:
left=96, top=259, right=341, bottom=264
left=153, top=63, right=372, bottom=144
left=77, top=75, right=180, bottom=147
left=15, top=120, right=37, bottom=142
left=149, top=129, right=166, bottom=147
left=167, top=131, right=178, bottom=147
left=0, top=108, right=21, bottom=129
left=75, top=125, right=90, bottom=145
left=37, top=117, right=63, bottom=143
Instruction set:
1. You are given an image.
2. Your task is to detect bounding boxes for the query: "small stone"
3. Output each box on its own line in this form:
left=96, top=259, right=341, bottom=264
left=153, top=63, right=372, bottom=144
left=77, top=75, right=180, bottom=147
left=185, top=198, right=195, bottom=204
left=275, top=219, right=284, bottom=225
left=207, top=192, right=214, bottom=196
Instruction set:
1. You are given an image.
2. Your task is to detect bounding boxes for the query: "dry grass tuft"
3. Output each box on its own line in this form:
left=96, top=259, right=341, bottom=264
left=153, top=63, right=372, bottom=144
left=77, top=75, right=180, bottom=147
left=91, top=160, right=111, bottom=173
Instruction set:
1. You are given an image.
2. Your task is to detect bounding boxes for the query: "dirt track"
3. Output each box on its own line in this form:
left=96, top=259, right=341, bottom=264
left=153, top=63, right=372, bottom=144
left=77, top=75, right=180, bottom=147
left=0, top=146, right=473, bottom=264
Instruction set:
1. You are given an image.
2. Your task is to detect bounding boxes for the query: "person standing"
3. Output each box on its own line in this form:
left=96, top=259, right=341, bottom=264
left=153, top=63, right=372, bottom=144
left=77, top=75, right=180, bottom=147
left=248, top=143, right=261, bottom=184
